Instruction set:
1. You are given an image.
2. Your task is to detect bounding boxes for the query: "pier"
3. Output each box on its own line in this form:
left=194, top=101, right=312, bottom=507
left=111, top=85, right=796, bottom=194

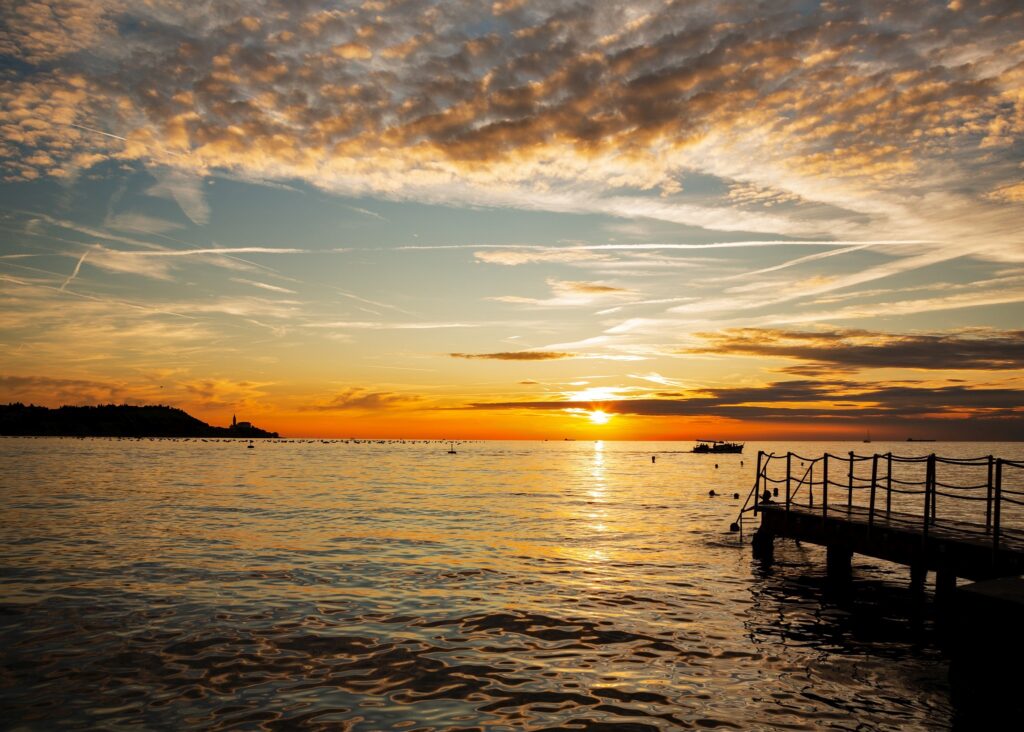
left=732, top=451, right=1024, bottom=588
left=732, top=450, right=1024, bottom=720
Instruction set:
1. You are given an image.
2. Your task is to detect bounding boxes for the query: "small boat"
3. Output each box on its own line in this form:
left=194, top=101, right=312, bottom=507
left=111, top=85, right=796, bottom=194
left=447, top=442, right=457, bottom=454
left=691, top=439, right=743, bottom=454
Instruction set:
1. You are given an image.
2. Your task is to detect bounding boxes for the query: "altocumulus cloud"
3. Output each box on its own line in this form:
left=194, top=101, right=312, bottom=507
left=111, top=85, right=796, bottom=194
left=1, top=0, right=1023, bottom=251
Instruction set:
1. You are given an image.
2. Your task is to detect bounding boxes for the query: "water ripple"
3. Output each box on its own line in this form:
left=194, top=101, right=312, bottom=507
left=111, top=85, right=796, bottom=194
left=4, top=438, right=1016, bottom=729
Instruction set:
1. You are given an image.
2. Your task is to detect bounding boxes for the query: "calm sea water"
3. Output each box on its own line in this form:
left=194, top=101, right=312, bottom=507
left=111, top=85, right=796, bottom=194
left=2, top=438, right=1022, bottom=730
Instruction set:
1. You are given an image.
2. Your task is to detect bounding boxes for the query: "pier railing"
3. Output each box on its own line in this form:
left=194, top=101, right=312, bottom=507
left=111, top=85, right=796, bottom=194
left=732, top=451, right=1024, bottom=551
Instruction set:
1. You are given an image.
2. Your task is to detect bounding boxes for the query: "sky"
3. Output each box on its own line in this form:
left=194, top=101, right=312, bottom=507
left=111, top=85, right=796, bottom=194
left=1, top=0, right=1023, bottom=440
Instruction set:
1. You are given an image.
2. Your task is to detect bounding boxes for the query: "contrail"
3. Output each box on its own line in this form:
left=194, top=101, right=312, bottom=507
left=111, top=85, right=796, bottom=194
left=67, top=122, right=129, bottom=142
left=66, top=122, right=185, bottom=158
left=720, top=244, right=874, bottom=281
left=115, top=247, right=307, bottom=257
left=395, top=239, right=934, bottom=252
left=60, top=249, right=90, bottom=291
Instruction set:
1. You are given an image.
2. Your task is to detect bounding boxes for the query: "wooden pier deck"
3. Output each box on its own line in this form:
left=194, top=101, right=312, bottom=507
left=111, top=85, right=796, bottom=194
left=733, top=450, right=1024, bottom=588
left=756, top=503, right=1024, bottom=581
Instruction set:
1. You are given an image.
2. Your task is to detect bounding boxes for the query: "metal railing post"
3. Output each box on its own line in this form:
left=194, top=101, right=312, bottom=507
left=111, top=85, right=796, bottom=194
left=986, top=455, right=994, bottom=533
left=885, top=453, right=892, bottom=518
left=785, top=452, right=792, bottom=514
left=822, top=453, right=829, bottom=523
left=753, top=451, right=763, bottom=516
left=847, top=451, right=854, bottom=512
left=929, top=454, right=937, bottom=524
left=922, top=456, right=932, bottom=541
left=808, top=463, right=814, bottom=508
left=868, top=454, right=878, bottom=531
left=993, top=458, right=1003, bottom=554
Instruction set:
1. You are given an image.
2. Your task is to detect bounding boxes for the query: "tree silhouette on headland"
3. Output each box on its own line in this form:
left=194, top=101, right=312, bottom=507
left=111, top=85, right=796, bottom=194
left=0, top=403, right=278, bottom=438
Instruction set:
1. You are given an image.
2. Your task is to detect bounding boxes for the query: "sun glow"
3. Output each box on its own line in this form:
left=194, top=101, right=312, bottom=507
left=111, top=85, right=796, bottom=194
left=588, top=410, right=612, bottom=425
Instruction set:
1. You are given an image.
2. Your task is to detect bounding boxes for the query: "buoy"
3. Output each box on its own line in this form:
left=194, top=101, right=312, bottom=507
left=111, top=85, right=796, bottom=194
left=729, top=522, right=740, bottom=532
left=773, top=487, right=779, bottom=497
left=709, top=490, right=716, bottom=497
left=733, top=492, right=740, bottom=499
left=714, top=463, right=719, bottom=469
left=652, top=455, right=656, bottom=463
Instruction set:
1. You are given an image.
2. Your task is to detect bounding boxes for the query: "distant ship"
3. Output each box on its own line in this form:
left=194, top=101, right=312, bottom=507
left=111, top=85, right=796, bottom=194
left=692, top=439, right=744, bottom=454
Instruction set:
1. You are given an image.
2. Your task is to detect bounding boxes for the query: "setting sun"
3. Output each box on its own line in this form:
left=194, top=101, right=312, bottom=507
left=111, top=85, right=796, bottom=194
left=588, top=410, right=612, bottom=425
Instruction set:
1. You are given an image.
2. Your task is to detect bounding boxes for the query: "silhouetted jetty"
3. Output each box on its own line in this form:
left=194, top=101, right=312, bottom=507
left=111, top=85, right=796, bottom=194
left=733, top=451, right=1024, bottom=591
left=731, top=449, right=1024, bottom=717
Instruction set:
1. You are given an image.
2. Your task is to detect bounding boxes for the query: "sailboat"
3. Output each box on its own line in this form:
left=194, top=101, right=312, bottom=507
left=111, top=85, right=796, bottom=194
left=862, top=431, right=871, bottom=443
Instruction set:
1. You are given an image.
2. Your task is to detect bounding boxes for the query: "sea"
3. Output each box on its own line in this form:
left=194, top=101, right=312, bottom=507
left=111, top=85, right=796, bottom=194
left=2, top=438, right=1022, bottom=730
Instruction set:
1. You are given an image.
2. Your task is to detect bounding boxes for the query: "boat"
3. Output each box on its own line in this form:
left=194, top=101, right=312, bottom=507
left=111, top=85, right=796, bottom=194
left=691, top=439, right=744, bottom=454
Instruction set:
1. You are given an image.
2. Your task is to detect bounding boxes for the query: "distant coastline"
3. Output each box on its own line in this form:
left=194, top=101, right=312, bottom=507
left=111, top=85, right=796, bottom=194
left=0, top=403, right=278, bottom=438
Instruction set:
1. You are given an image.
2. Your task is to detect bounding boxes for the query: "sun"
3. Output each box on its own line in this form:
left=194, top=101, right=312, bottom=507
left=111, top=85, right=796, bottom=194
left=588, top=410, right=612, bottom=425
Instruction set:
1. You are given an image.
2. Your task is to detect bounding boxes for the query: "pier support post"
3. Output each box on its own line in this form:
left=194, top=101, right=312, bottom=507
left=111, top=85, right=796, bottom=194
left=752, top=526, right=774, bottom=563
left=910, top=562, right=927, bottom=595
left=826, top=544, right=852, bottom=582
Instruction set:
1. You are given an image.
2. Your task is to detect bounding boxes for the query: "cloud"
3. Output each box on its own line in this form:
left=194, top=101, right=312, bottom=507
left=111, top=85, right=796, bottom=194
left=104, top=211, right=184, bottom=235
left=0, top=372, right=266, bottom=413
left=727, top=182, right=801, bottom=208
left=180, top=378, right=271, bottom=409
left=555, top=280, right=628, bottom=295
left=491, top=277, right=631, bottom=307
left=79, top=244, right=307, bottom=281
left=230, top=278, right=297, bottom=294
left=466, top=378, right=1024, bottom=423
left=146, top=169, right=211, bottom=225
left=0, top=374, right=136, bottom=405
left=687, top=328, right=1024, bottom=372
left=302, top=388, right=424, bottom=412
left=307, top=321, right=478, bottom=330
left=2, top=0, right=1021, bottom=257
left=450, top=351, right=576, bottom=360
left=474, top=248, right=608, bottom=266
left=0, top=0, right=115, bottom=63
left=986, top=182, right=1024, bottom=203
left=629, top=372, right=686, bottom=387
left=60, top=249, right=89, bottom=290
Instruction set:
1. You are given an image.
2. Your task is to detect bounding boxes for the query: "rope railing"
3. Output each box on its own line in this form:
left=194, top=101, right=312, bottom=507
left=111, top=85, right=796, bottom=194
left=734, top=450, right=1023, bottom=553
